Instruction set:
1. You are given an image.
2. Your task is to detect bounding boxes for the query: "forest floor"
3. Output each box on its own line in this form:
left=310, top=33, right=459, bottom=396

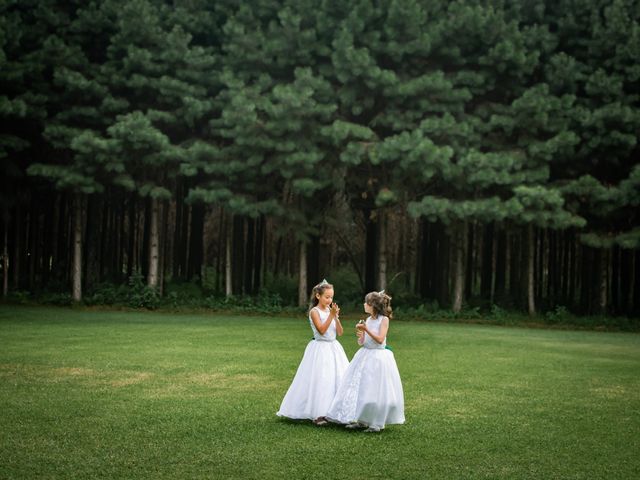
left=1, top=306, right=639, bottom=479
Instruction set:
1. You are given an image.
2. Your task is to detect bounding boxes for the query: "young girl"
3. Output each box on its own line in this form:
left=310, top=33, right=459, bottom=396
left=277, top=280, right=349, bottom=425
left=326, top=290, right=405, bottom=432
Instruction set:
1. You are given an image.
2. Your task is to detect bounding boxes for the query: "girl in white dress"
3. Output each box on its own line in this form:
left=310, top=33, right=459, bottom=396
left=277, top=280, right=349, bottom=425
left=326, top=291, right=405, bottom=432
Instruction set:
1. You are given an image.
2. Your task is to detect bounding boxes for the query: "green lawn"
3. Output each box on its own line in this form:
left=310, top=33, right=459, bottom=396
left=1, top=306, right=638, bottom=479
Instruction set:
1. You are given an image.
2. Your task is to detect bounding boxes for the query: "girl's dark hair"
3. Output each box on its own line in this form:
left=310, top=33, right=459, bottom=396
left=309, top=280, right=333, bottom=310
left=365, top=291, right=393, bottom=319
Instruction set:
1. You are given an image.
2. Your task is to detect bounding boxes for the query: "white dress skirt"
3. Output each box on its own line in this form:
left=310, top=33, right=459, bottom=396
left=277, top=306, right=349, bottom=420
left=326, top=315, right=405, bottom=430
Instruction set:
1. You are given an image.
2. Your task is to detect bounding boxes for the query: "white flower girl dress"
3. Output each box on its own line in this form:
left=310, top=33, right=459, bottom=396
left=277, top=306, right=349, bottom=420
left=326, top=314, right=405, bottom=431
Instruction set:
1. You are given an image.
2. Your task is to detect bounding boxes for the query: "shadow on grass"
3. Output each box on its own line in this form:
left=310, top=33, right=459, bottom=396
left=275, top=417, right=383, bottom=433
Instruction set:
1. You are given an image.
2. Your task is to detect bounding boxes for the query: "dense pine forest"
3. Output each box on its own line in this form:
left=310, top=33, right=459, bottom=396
left=1, top=0, right=639, bottom=316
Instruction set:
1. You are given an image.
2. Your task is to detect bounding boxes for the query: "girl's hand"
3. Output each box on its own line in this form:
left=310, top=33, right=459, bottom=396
left=330, top=303, right=340, bottom=317
left=356, top=322, right=366, bottom=332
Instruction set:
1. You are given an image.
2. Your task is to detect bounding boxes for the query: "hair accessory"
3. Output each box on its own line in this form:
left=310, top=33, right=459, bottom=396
left=320, top=278, right=329, bottom=286
left=378, top=289, right=385, bottom=295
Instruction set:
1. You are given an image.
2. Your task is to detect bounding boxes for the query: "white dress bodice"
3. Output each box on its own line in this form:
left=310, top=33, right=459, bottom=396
left=309, top=306, right=337, bottom=341
left=363, top=315, right=386, bottom=349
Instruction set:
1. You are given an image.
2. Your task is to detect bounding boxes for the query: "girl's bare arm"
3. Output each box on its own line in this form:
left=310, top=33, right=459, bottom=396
left=333, top=304, right=343, bottom=336
left=310, top=307, right=337, bottom=335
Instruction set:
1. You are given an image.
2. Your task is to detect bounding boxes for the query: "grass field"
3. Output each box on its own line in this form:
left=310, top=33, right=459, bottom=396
left=1, top=306, right=639, bottom=479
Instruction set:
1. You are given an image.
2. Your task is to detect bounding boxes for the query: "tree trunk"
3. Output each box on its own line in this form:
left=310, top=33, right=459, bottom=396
left=298, top=241, right=307, bottom=307
left=549, top=231, right=558, bottom=307
left=2, top=207, right=8, bottom=297
left=179, top=203, right=190, bottom=279
left=580, top=246, right=592, bottom=314
left=480, top=223, right=494, bottom=303
left=527, top=225, right=536, bottom=316
left=490, top=226, right=497, bottom=304
left=147, top=197, right=160, bottom=288
left=437, top=222, right=450, bottom=307
left=364, top=210, right=378, bottom=293
left=215, top=209, right=225, bottom=293
left=27, top=206, right=36, bottom=290
left=116, top=199, right=125, bottom=282
left=416, top=219, right=429, bottom=298
left=516, top=232, right=524, bottom=308
left=243, top=218, right=255, bottom=294
left=173, top=181, right=185, bottom=279
left=84, top=195, right=102, bottom=291
left=597, top=248, right=609, bottom=315
left=567, top=239, right=585, bottom=306
left=452, top=222, right=467, bottom=313
left=274, top=236, right=283, bottom=277
left=232, top=216, right=244, bottom=295
left=12, top=205, right=21, bottom=289
left=307, top=234, right=320, bottom=288
left=542, top=229, right=550, bottom=306
left=253, top=215, right=265, bottom=293
left=335, top=229, right=364, bottom=292
left=505, top=230, right=512, bottom=297
left=46, top=193, right=60, bottom=284
left=568, top=237, right=575, bottom=306
left=465, top=222, right=475, bottom=298
left=159, top=200, right=169, bottom=296
left=494, top=226, right=505, bottom=302
left=534, top=227, right=541, bottom=302
left=141, top=198, right=150, bottom=278
left=378, top=210, right=387, bottom=291
left=225, top=215, right=233, bottom=297
left=57, top=196, right=69, bottom=284
left=99, top=196, right=112, bottom=281
left=611, top=246, right=621, bottom=314
left=187, top=203, right=204, bottom=281
left=628, top=249, right=636, bottom=314
left=127, top=196, right=135, bottom=277
left=72, top=193, right=83, bottom=302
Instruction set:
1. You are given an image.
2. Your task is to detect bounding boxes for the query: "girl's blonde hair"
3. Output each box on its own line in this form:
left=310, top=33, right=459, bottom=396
left=309, top=279, right=333, bottom=310
left=365, top=291, right=393, bottom=319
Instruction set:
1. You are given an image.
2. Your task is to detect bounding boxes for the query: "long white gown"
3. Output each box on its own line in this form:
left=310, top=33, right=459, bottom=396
left=326, top=314, right=405, bottom=430
left=277, top=306, right=349, bottom=420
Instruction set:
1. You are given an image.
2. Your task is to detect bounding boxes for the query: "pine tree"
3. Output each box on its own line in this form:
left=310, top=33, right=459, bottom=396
left=540, top=0, right=640, bottom=312
left=183, top=2, right=339, bottom=302
left=26, top=0, right=220, bottom=293
left=3, top=1, right=106, bottom=300
left=391, top=2, right=587, bottom=312
left=0, top=2, right=36, bottom=294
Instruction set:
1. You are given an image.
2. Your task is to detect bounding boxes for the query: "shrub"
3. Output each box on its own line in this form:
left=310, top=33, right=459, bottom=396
left=164, top=280, right=204, bottom=301
left=37, top=292, right=73, bottom=306
left=126, top=273, right=160, bottom=309
left=84, top=283, right=126, bottom=305
left=326, top=266, right=362, bottom=304
left=202, top=292, right=286, bottom=314
left=5, top=290, right=31, bottom=305
left=261, top=273, right=297, bottom=305
left=545, top=305, right=572, bottom=324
